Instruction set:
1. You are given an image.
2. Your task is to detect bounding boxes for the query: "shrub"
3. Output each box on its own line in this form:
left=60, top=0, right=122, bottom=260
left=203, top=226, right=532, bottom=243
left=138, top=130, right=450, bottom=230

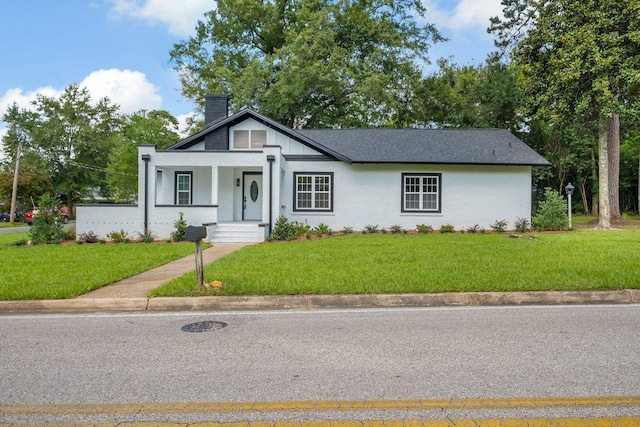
left=314, top=223, right=331, bottom=236
left=341, top=226, right=353, bottom=235
left=107, top=229, right=130, bottom=243
left=11, top=239, right=28, bottom=247
left=272, top=215, right=296, bottom=241
left=490, top=220, right=508, bottom=233
left=532, top=188, right=569, bottom=231
left=78, top=231, right=100, bottom=243
left=514, top=217, right=531, bottom=233
left=416, top=224, right=433, bottom=234
left=389, top=224, right=403, bottom=234
left=292, top=221, right=311, bottom=236
left=28, top=195, right=65, bottom=245
left=62, top=228, right=76, bottom=241
left=170, top=212, right=188, bottom=242
left=466, top=224, right=480, bottom=233
left=137, top=229, right=156, bottom=243
left=439, top=224, right=455, bottom=233
left=364, top=224, right=379, bottom=234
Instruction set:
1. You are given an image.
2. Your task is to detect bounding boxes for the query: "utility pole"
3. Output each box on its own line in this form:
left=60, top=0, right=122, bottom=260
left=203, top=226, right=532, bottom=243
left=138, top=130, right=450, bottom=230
left=9, top=138, right=22, bottom=223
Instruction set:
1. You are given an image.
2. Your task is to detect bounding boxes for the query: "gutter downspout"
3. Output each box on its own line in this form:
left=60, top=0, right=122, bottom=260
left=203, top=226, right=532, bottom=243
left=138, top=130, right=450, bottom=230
left=267, top=155, right=275, bottom=236
left=141, top=154, right=151, bottom=233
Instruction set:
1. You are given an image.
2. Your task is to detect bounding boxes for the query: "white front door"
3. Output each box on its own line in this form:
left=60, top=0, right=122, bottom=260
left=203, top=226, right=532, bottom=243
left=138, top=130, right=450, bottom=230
left=243, top=173, right=262, bottom=221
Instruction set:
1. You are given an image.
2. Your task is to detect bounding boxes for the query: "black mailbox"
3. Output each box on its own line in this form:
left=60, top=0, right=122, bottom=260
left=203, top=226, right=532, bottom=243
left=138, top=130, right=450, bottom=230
left=185, top=225, right=207, bottom=242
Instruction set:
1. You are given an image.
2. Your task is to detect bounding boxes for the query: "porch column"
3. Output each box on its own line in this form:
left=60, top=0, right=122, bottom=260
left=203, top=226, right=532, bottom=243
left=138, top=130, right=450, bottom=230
left=211, top=166, right=218, bottom=205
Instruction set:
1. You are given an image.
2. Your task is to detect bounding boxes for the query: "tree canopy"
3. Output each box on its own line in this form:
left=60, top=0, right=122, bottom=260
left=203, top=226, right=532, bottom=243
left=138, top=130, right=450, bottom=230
left=490, top=0, right=640, bottom=227
left=107, top=110, right=181, bottom=202
left=1, top=85, right=121, bottom=213
left=170, top=0, right=442, bottom=128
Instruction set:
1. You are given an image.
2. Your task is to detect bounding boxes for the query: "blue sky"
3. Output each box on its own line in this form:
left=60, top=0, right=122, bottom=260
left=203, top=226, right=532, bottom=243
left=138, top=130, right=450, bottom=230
left=0, top=0, right=503, bottom=141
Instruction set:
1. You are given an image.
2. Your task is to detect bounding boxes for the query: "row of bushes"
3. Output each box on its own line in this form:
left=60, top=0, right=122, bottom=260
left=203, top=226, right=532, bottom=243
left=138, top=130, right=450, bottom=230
left=270, top=189, right=570, bottom=241
left=77, top=212, right=191, bottom=244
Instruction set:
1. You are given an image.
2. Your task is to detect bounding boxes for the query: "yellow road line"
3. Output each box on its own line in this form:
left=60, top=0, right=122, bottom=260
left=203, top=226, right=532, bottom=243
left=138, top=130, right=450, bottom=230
left=1, top=396, right=639, bottom=416
left=2, top=418, right=640, bottom=427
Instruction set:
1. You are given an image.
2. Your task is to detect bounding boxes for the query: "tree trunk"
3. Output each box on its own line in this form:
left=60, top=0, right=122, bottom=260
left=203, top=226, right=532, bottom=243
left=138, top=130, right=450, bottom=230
left=597, top=114, right=611, bottom=229
left=580, top=181, right=589, bottom=215
left=607, top=112, right=621, bottom=221
left=591, top=146, right=598, bottom=216
left=67, top=192, right=74, bottom=221
left=9, top=141, right=22, bottom=223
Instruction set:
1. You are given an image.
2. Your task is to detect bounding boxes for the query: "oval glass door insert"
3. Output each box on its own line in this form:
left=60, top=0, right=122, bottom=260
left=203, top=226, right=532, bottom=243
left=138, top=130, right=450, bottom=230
left=250, top=181, right=259, bottom=202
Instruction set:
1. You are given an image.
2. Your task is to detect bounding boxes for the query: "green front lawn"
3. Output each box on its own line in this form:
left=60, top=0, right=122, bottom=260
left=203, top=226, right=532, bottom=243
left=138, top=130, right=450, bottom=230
left=0, top=233, right=197, bottom=300
left=151, top=228, right=640, bottom=297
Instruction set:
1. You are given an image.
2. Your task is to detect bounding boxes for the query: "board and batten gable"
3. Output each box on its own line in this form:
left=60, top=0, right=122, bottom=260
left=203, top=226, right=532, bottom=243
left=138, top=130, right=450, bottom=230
left=180, top=117, right=323, bottom=156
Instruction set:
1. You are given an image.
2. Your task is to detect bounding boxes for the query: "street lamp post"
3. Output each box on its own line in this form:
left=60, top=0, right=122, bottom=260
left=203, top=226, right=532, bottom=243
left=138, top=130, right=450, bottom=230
left=565, top=182, right=574, bottom=230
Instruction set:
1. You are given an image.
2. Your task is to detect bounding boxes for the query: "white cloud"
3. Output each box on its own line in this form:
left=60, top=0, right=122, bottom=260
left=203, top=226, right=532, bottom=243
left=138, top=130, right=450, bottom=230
left=80, top=68, right=162, bottom=113
left=0, top=69, right=161, bottom=116
left=0, top=86, right=62, bottom=114
left=176, top=112, right=197, bottom=138
left=424, top=0, right=503, bottom=33
left=109, top=0, right=213, bottom=36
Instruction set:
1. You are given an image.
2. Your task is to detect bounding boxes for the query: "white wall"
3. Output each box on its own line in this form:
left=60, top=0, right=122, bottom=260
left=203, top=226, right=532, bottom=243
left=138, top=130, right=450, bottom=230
left=76, top=205, right=142, bottom=240
left=281, top=162, right=532, bottom=231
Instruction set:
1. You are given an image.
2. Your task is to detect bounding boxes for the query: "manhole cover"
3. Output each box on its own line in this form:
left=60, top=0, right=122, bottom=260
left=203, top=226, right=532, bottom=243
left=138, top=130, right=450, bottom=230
left=181, top=321, right=228, bottom=333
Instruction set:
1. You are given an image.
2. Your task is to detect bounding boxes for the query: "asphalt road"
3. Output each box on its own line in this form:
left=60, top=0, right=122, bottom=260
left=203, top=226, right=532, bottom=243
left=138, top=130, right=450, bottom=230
left=1, top=305, right=639, bottom=424
left=0, top=223, right=74, bottom=234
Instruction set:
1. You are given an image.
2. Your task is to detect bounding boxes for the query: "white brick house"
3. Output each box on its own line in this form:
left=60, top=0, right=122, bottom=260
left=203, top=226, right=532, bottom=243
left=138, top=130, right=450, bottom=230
left=77, top=95, right=550, bottom=242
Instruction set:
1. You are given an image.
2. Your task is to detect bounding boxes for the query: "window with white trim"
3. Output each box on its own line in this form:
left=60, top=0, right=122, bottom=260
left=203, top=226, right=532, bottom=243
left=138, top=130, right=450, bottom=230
left=233, top=130, right=266, bottom=149
left=175, top=172, right=192, bottom=205
left=402, top=173, right=441, bottom=213
left=294, top=172, right=333, bottom=212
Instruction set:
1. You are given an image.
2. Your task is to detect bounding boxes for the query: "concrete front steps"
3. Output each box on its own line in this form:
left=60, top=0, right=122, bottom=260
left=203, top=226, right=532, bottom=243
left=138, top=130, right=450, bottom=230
left=207, top=222, right=266, bottom=243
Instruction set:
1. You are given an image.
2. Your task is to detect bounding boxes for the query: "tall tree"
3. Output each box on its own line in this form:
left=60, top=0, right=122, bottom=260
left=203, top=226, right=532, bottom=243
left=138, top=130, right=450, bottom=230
left=107, top=110, right=180, bottom=202
left=409, top=58, right=521, bottom=131
left=1, top=103, right=49, bottom=217
left=31, top=85, right=121, bottom=215
left=490, top=0, right=640, bottom=228
left=170, top=0, right=442, bottom=128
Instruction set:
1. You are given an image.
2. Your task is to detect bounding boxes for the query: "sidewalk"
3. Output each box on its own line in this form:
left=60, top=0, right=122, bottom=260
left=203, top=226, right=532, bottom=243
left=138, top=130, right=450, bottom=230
left=76, top=243, right=250, bottom=299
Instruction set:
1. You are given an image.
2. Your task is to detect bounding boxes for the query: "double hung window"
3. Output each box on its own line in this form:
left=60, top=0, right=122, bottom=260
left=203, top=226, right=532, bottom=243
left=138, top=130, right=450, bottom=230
left=175, top=171, right=192, bottom=205
left=294, top=173, right=333, bottom=212
left=402, top=173, right=441, bottom=212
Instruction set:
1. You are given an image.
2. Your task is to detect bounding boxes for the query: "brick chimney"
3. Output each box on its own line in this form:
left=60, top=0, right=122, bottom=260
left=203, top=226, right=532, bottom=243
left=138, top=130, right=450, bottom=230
left=204, top=94, right=228, bottom=125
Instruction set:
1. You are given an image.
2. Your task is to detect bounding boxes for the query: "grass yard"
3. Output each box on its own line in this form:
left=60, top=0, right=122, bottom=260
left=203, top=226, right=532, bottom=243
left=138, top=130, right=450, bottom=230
left=0, top=232, right=197, bottom=300
left=151, top=228, right=640, bottom=297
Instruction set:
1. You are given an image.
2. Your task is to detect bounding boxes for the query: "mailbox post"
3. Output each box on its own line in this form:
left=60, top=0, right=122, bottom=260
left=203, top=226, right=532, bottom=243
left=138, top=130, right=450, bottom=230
left=185, top=226, right=207, bottom=289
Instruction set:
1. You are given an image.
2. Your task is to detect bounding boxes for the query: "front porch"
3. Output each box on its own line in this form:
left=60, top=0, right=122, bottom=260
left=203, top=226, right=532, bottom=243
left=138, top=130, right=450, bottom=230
left=138, top=145, right=280, bottom=242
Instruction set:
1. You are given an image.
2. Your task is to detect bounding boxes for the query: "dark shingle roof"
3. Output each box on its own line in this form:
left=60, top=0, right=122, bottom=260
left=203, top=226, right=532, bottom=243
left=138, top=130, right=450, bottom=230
left=167, top=108, right=549, bottom=166
left=297, top=128, right=550, bottom=166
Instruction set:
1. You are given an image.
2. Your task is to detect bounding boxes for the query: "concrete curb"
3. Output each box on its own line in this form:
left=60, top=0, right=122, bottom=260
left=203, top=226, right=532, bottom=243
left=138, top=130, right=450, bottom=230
left=1, top=290, right=638, bottom=314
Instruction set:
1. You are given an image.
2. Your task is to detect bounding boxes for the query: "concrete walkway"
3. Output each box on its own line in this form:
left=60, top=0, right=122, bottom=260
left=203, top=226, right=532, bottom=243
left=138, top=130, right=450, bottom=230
left=76, top=243, right=250, bottom=299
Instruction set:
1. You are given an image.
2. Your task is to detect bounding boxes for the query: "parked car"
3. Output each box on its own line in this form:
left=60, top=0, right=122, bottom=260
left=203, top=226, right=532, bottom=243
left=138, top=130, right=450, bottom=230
left=0, top=210, right=25, bottom=222
left=25, top=208, right=69, bottom=225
